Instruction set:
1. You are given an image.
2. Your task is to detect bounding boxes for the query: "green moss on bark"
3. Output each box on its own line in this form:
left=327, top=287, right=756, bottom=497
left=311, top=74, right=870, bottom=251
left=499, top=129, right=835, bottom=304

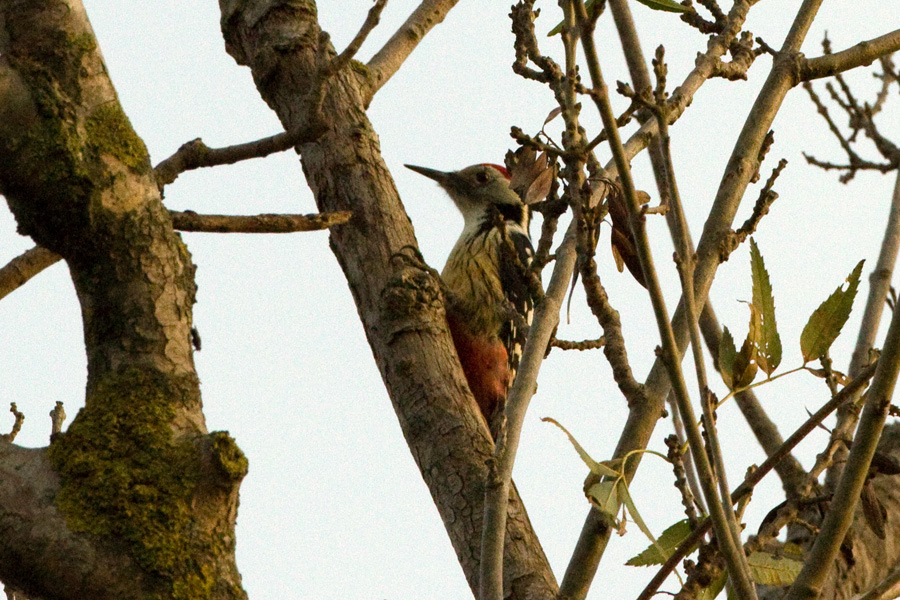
left=85, top=103, right=150, bottom=173
left=48, top=367, right=245, bottom=600
left=209, top=431, right=250, bottom=483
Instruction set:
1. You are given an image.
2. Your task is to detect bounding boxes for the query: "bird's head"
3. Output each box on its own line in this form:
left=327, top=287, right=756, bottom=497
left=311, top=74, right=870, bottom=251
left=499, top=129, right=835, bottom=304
left=405, top=163, right=527, bottom=230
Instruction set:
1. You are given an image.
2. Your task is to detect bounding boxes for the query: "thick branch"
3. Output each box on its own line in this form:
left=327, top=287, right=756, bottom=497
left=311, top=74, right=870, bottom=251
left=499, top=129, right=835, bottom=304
left=0, top=2, right=245, bottom=597
left=801, top=29, right=900, bottom=82
left=364, top=0, right=460, bottom=103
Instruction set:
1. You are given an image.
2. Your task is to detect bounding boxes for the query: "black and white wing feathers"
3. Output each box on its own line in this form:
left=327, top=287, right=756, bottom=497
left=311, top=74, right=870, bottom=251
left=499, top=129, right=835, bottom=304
left=497, top=228, right=535, bottom=385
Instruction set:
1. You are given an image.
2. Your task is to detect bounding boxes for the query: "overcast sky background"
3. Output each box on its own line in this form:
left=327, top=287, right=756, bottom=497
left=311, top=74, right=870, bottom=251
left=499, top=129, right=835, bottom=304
left=2, top=1, right=900, bottom=598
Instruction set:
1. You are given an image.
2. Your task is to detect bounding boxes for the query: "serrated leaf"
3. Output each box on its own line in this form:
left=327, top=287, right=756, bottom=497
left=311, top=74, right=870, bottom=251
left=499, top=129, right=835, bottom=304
left=719, top=327, right=736, bottom=389
left=634, top=0, right=691, bottom=13
left=586, top=481, right=619, bottom=519
left=626, top=519, right=692, bottom=566
left=800, top=260, right=864, bottom=363
left=542, top=417, right=619, bottom=478
left=750, top=239, right=782, bottom=375
left=747, top=551, right=803, bottom=586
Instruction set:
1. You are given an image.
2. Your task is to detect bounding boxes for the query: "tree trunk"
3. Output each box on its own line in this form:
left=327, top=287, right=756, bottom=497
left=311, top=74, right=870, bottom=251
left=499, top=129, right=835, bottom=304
left=218, top=1, right=558, bottom=597
left=0, top=1, right=246, bottom=597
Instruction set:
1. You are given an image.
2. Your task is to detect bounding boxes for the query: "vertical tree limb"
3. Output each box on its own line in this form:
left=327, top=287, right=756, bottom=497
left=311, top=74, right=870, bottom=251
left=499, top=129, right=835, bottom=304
left=828, top=169, right=900, bottom=489
left=783, top=302, right=900, bottom=600
left=219, top=2, right=558, bottom=597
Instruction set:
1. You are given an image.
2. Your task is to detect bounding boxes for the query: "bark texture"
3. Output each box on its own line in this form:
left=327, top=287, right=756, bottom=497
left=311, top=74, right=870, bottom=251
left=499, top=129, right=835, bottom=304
left=0, top=1, right=246, bottom=597
left=218, top=1, right=558, bottom=597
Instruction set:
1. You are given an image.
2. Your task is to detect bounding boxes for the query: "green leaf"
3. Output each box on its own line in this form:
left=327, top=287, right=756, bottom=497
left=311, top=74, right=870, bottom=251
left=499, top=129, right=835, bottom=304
left=542, top=417, right=619, bottom=478
left=626, top=519, right=692, bottom=566
left=633, top=0, right=691, bottom=13
left=747, top=551, right=803, bottom=586
left=619, top=483, right=665, bottom=563
left=697, top=571, right=727, bottom=600
left=586, top=480, right=619, bottom=519
left=750, top=239, right=782, bottom=375
left=718, top=327, right=736, bottom=389
left=800, top=260, right=864, bottom=363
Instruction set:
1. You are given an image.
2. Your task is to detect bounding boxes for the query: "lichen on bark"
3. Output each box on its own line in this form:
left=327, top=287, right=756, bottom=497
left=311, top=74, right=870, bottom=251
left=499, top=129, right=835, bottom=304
left=48, top=367, right=247, bottom=600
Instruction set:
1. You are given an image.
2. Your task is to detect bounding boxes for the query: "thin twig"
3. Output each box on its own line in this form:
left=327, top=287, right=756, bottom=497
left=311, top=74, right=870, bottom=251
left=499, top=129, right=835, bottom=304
left=321, top=0, right=387, bottom=78
left=666, top=434, right=702, bottom=528
left=479, top=227, right=578, bottom=600
left=731, top=157, right=787, bottom=244
left=550, top=337, right=605, bottom=351
left=49, top=401, right=66, bottom=437
left=699, top=305, right=807, bottom=497
left=479, top=3, right=593, bottom=596
left=559, top=2, right=761, bottom=596
left=0, top=212, right=349, bottom=301
left=651, top=63, right=757, bottom=597
left=480, top=3, right=585, bottom=594
left=0, top=403, right=24, bottom=443
left=579, top=1, right=834, bottom=597
left=578, top=239, right=646, bottom=403
left=0, top=246, right=62, bottom=301
left=154, top=128, right=325, bottom=188
left=158, top=2, right=388, bottom=188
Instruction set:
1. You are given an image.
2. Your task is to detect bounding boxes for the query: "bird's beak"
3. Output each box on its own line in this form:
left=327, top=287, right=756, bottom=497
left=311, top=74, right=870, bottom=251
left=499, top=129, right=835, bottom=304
left=404, top=164, right=451, bottom=185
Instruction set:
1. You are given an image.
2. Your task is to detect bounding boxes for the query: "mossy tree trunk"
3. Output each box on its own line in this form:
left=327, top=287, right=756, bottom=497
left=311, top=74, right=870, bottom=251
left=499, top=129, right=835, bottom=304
left=0, top=1, right=246, bottom=598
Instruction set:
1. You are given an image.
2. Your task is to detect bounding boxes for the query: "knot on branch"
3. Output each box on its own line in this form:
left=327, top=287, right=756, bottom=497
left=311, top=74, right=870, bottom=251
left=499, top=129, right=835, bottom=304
left=382, top=247, right=447, bottom=342
left=206, top=431, right=249, bottom=487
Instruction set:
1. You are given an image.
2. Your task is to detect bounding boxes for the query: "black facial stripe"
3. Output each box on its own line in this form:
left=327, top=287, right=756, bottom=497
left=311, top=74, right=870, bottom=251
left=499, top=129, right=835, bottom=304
left=494, top=202, right=524, bottom=225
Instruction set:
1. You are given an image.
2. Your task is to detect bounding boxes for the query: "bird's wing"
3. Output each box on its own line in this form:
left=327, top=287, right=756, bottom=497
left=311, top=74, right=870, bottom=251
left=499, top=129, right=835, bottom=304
left=497, top=228, right=535, bottom=384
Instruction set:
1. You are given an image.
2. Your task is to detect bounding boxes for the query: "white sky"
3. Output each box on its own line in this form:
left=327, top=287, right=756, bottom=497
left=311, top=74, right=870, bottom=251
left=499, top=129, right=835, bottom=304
left=2, top=1, right=899, bottom=598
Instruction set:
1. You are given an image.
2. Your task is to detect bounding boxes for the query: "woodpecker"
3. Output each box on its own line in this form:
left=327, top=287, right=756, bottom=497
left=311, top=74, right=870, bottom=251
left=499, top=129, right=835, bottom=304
left=405, top=162, right=535, bottom=426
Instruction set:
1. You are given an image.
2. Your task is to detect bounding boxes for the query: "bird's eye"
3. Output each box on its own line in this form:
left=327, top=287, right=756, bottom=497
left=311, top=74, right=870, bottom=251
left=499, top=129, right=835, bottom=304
left=475, top=170, right=490, bottom=184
